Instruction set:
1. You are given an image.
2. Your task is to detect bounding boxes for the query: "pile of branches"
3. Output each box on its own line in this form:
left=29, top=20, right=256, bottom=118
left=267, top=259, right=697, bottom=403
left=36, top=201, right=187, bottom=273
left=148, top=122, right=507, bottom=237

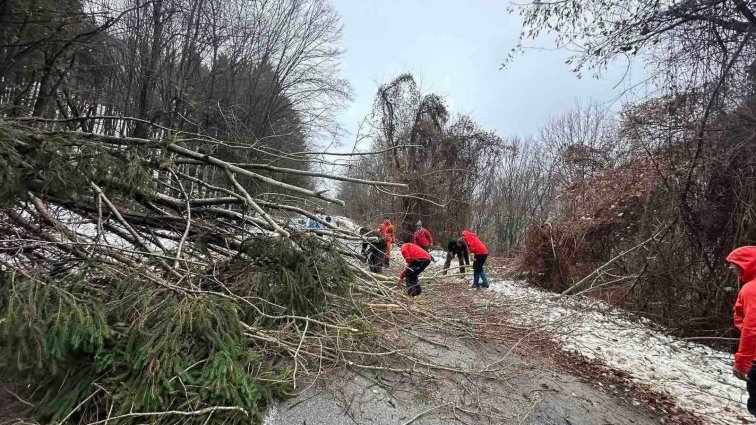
left=520, top=160, right=662, bottom=294
left=0, top=118, right=406, bottom=424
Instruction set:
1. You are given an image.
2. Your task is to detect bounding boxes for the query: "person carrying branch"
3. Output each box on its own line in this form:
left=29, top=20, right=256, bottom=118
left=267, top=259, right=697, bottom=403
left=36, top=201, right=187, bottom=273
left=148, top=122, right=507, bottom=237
left=379, top=217, right=396, bottom=266
left=413, top=221, right=434, bottom=253
left=397, top=237, right=432, bottom=297
left=443, top=238, right=470, bottom=275
left=460, top=229, right=489, bottom=289
left=728, top=246, right=756, bottom=417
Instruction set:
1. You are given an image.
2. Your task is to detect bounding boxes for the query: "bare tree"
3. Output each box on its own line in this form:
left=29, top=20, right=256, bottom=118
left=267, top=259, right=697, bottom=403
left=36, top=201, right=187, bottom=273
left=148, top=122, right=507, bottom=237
left=341, top=74, right=505, bottom=243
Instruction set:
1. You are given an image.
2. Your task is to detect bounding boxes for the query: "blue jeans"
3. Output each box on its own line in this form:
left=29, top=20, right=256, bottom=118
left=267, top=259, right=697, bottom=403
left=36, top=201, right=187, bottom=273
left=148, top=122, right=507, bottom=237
left=480, top=271, right=489, bottom=287
left=472, top=254, right=489, bottom=288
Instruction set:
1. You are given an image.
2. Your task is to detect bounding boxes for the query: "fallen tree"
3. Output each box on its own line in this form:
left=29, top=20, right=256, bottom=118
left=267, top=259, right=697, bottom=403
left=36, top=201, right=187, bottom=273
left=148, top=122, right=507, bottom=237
left=0, top=118, right=411, bottom=424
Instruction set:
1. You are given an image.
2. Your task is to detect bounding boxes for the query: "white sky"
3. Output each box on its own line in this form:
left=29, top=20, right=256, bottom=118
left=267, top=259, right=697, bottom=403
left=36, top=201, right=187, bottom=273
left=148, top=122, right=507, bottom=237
left=328, top=0, right=647, bottom=150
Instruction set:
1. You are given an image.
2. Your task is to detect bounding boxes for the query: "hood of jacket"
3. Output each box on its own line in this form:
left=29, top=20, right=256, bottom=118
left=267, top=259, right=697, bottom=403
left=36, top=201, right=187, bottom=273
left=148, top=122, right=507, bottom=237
left=727, top=246, right=756, bottom=283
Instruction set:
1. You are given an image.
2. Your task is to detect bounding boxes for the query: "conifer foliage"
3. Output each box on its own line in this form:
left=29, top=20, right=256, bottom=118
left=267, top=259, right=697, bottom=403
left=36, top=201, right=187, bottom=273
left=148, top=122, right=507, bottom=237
left=0, top=119, right=386, bottom=424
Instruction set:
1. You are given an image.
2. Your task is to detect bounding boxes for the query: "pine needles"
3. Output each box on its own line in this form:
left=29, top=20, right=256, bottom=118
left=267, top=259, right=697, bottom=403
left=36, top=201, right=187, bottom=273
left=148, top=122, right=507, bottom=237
left=0, top=238, right=354, bottom=424
left=0, top=119, right=397, bottom=424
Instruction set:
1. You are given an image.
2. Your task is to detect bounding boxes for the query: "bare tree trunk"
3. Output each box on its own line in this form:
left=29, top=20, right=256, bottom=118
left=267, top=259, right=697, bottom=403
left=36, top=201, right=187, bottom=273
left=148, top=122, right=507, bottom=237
left=134, top=0, right=165, bottom=138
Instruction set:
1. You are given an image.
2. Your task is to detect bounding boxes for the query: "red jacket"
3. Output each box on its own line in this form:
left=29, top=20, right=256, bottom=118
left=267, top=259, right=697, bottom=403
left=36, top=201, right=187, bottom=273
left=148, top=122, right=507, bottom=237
left=401, top=243, right=432, bottom=263
left=399, top=243, right=432, bottom=280
left=729, top=246, right=756, bottom=373
left=413, top=227, right=433, bottom=248
left=461, top=230, right=488, bottom=255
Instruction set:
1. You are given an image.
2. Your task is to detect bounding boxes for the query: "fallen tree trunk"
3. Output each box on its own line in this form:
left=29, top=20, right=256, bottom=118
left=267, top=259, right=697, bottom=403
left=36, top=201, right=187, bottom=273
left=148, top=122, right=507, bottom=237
left=0, top=118, right=413, bottom=425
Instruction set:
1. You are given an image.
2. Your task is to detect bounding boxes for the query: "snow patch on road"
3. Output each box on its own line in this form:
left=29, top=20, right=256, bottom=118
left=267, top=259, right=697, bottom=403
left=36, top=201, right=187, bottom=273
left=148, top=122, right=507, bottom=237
left=490, top=280, right=752, bottom=425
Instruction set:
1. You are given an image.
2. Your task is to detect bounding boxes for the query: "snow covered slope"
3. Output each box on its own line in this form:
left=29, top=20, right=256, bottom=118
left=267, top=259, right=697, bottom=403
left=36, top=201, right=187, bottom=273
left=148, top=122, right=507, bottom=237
left=491, top=280, right=753, bottom=425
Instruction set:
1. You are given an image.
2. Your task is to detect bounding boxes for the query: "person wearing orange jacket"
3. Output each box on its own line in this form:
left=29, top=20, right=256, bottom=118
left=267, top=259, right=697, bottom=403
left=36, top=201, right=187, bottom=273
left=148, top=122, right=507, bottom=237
left=458, top=229, right=489, bottom=289
left=379, top=217, right=395, bottom=266
left=728, top=246, right=756, bottom=417
left=397, top=238, right=432, bottom=297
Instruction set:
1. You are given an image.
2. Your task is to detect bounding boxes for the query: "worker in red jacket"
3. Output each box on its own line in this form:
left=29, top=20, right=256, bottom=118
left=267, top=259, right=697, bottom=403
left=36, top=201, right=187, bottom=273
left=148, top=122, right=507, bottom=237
left=398, top=238, right=432, bottom=297
left=728, top=245, right=756, bottom=417
left=458, top=229, right=489, bottom=289
left=413, top=221, right=433, bottom=252
left=379, top=218, right=395, bottom=266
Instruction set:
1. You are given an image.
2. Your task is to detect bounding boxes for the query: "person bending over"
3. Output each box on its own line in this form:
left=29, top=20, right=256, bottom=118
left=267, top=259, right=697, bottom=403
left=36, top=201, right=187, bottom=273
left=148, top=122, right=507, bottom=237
left=397, top=237, right=432, bottom=297
left=460, top=229, right=489, bottom=289
left=443, top=239, right=470, bottom=275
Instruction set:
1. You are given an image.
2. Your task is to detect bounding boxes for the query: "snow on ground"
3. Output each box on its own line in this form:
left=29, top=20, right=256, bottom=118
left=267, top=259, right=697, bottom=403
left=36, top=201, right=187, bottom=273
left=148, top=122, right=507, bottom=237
left=429, top=249, right=448, bottom=264
left=490, top=279, right=752, bottom=425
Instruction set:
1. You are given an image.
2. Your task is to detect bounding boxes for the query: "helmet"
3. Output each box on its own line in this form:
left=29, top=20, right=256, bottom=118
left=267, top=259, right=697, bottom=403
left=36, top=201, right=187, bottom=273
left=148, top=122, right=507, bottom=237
left=416, top=221, right=423, bottom=227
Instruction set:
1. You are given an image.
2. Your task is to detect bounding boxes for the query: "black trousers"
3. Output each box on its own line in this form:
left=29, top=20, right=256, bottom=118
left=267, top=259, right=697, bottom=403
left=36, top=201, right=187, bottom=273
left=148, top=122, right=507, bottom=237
left=443, top=249, right=470, bottom=275
left=363, top=240, right=386, bottom=273
left=473, top=254, right=487, bottom=273
left=367, top=249, right=385, bottom=273
left=748, top=367, right=756, bottom=417
left=405, top=259, right=430, bottom=297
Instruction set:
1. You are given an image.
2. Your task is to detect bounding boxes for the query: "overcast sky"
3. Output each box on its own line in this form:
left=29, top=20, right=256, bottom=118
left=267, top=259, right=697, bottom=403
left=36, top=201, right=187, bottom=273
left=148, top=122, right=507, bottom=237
left=328, top=0, right=647, bottom=150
